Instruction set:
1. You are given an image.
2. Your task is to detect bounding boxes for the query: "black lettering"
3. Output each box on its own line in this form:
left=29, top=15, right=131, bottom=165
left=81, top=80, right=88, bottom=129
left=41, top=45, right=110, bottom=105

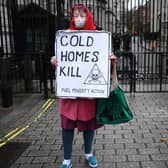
left=62, top=88, right=71, bottom=93
left=61, top=51, right=68, bottom=61
left=60, top=66, right=81, bottom=77
left=79, top=36, right=84, bottom=46
left=67, top=66, right=70, bottom=76
left=68, top=51, right=75, bottom=61
left=92, top=51, right=99, bottom=62
left=70, top=35, right=78, bottom=46
left=76, top=67, right=81, bottom=77
left=71, top=67, right=75, bottom=77
left=60, top=35, right=68, bottom=46
left=84, top=51, right=90, bottom=62
left=59, top=66, right=66, bottom=76
left=87, top=36, right=94, bottom=46
left=76, top=51, right=84, bottom=62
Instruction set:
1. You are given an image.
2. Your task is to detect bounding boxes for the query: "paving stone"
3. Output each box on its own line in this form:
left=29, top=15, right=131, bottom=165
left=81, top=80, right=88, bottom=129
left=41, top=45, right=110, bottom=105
left=141, top=161, right=168, bottom=168
left=95, top=138, right=114, bottom=144
left=28, top=150, right=51, bottom=156
left=165, top=161, right=168, bottom=167
left=26, top=145, right=40, bottom=150
left=160, top=148, right=168, bottom=154
left=117, top=162, right=140, bottom=168
left=115, top=138, right=134, bottom=144
left=32, top=156, right=56, bottom=163
left=95, top=149, right=115, bottom=155
left=43, top=163, right=58, bottom=168
left=138, top=148, right=160, bottom=154
left=105, top=143, right=125, bottom=149
left=134, top=129, right=151, bottom=134
left=151, top=154, right=168, bottom=161
left=146, top=142, right=168, bottom=148
left=103, top=155, right=127, bottom=162
left=19, top=164, right=43, bottom=168
left=123, top=133, right=142, bottom=139
left=116, top=148, right=138, bottom=155
left=105, top=134, right=122, bottom=139
left=142, top=133, right=161, bottom=138
left=93, top=143, right=104, bottom=150
left=134, top=137, right=154, bottom=143
left=128, top=154, right=150, bottom=161
left=34, top=139, right=55, bottom=145
left=15, top=157, right=34, bottom=164
left=115, top=130, right=133, bottom=135
left=39, top=144, right=62, bottom=150
left=99, top=162, right=116, bottom=168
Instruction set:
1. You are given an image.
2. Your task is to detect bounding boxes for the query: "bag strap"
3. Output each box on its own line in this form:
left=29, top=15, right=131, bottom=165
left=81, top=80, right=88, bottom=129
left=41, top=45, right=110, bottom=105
left=111, top=63, right=118, bottom=91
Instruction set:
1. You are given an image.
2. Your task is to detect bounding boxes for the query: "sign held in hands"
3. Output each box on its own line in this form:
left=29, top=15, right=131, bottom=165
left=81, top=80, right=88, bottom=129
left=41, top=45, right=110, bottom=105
left=55, top=30, right=111, bottom=98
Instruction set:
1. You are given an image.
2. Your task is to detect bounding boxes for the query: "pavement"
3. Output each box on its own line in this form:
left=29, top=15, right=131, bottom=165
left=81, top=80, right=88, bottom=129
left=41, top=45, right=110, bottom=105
left=0, top=93, right=45, bottom=137
left=0, top=92, right=168, bottom=168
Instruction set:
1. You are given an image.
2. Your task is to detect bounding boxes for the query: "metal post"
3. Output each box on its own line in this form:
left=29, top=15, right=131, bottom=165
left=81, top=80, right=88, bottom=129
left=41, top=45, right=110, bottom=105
left=159, top=52, right=163, bottom=92
left=133, top=54, right=136, bottom=95
left=40, top=51, right=48, bottom=98
left=56, top=0, right=63, bottom=30
left=24, top=54, right=32, bottom=92
left=0, top=51, right=13, bottom=107
left=129, top=52, right=133, bottom=94
left=129, top=51, right=136, bottom=96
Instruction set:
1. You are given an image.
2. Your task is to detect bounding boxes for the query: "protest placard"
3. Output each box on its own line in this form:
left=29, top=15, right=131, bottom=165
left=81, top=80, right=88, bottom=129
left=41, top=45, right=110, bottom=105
left=55, top=30, right=111, bottom=98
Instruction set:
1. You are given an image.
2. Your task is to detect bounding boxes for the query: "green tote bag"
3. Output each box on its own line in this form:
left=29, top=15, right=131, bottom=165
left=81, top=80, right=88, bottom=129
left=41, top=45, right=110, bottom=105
left=96, top=64, right=133, bottom=124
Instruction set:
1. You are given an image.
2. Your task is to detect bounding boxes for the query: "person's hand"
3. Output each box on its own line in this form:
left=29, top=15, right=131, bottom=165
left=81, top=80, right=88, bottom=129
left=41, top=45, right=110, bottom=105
left=109, top=52, right=117, bottom=65
left=50, top=56, right=57, bottom=66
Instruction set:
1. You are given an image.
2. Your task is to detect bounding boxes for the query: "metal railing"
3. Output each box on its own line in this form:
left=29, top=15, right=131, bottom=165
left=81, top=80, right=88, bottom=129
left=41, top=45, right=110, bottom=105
left=0, top=0, right=167, bottom=106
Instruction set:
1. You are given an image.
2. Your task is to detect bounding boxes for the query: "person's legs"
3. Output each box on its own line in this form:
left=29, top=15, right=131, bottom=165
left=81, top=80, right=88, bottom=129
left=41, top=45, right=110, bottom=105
left=83, top=130, right=94, bottom=154
left=83, top=130, right=98, bottom=168
left=60, top=128, right=74, bottom=168
left=62, top=128, right=74, bottom=159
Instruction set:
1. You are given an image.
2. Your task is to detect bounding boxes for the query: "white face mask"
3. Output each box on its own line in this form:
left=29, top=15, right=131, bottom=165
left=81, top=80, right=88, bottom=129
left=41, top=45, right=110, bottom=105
left=74, top=16, right=86, bottom=28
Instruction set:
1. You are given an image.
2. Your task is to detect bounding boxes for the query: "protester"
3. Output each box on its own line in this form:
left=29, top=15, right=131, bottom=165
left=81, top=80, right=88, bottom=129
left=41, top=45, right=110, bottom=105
left=51, top=3, right=116, bottom=168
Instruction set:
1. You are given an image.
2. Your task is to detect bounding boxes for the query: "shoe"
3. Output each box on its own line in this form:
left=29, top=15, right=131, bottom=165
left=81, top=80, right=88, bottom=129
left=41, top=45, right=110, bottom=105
left=59, top=162, right=72, bottom=168
left=86, top=155, right=98, bottom=167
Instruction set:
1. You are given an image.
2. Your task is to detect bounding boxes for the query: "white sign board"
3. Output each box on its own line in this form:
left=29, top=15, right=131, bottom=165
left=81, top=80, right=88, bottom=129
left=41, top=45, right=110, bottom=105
left=55, top=30, right=111, bottom=98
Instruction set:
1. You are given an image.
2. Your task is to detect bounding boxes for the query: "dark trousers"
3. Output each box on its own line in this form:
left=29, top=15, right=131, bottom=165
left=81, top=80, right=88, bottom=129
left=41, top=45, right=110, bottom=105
left=62, top=128, right=94, bottom=159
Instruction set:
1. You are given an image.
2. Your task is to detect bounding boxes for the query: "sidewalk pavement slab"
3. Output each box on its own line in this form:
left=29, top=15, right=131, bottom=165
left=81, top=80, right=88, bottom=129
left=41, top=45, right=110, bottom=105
left=1, top=93, right=168, bottom=168
left=0, top=94, right=45, bottom=138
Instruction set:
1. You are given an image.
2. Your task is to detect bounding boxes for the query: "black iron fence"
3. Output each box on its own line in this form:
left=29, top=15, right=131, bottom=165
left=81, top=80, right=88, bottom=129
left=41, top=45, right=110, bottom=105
left=0, top=0, right=168, bottom=106
left=0, top=51, right=49, bottom=106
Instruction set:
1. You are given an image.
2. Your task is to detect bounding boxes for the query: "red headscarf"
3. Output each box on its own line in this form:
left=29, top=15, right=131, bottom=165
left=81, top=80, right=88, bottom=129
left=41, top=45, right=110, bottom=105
left=69, top=4, right=96, bottom=30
